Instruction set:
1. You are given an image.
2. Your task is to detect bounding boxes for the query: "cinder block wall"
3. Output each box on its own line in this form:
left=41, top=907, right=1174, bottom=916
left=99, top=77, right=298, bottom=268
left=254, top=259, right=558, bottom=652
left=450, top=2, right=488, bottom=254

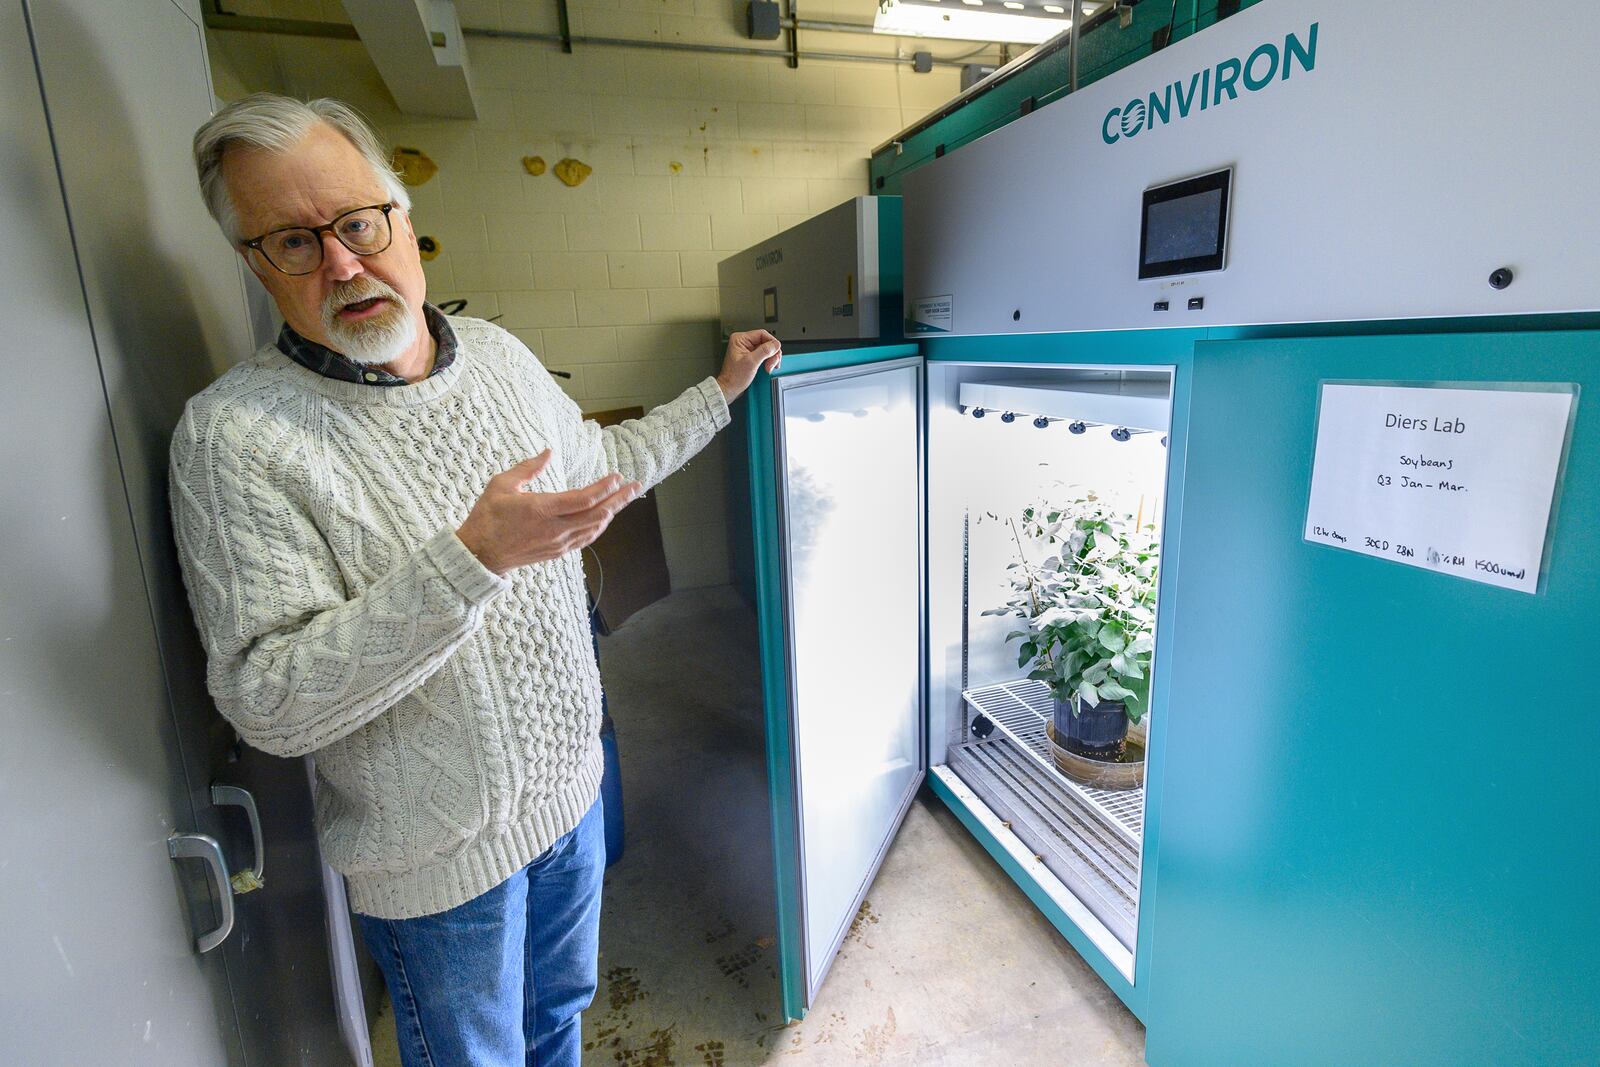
left=206, top=0, right=993, bottom=588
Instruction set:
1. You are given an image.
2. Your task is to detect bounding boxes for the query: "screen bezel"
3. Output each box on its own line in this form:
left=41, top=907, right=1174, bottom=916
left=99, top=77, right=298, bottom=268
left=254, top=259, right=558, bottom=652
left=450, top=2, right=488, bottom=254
left=1138, top=167, right=1233, bottom=280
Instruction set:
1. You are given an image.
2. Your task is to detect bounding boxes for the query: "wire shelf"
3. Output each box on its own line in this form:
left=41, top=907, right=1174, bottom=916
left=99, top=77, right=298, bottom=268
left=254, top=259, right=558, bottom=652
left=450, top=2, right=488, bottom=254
left=948, top=741, right=1138, bottom=949
left=961, top=678, right=1145, bottom=846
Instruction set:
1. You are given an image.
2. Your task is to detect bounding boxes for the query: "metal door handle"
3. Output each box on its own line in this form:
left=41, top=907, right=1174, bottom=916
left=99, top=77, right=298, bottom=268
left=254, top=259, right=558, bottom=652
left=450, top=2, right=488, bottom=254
left=211, top=783, right=265, bottom=891
left=166, top=832, right=234, bottom=953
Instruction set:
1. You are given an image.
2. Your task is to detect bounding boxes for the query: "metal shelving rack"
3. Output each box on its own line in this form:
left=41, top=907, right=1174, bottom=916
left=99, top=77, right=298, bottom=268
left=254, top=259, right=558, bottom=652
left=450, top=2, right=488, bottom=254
left=960, top=678, right=1145, bottom=847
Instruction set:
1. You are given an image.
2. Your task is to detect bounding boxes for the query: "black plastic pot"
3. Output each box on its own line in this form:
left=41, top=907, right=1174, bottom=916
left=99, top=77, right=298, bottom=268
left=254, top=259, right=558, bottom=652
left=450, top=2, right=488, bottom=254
left=1052, top=694, right=1129, bottom=761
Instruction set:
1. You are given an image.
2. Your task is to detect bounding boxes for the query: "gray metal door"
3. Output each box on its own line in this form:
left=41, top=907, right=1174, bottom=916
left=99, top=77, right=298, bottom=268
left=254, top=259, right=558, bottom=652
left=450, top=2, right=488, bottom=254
left=24, top=0, right=354, bottom=1061
left=0, top=4, right=242, bottom=1061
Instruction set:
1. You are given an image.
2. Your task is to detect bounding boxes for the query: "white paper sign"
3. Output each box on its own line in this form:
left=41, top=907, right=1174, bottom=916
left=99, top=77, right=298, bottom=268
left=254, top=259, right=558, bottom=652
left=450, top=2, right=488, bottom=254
left=1305, top=383, right=1575, bottom=593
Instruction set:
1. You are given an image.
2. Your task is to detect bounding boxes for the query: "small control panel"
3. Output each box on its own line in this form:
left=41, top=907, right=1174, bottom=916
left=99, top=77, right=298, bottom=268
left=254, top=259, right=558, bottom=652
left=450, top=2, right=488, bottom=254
left=1140, top=168, right=1232, bottom=280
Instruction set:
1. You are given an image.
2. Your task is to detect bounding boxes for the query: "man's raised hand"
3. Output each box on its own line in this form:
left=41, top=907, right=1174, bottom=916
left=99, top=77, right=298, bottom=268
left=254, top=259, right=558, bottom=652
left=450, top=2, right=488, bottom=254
left=715, top=329, right=783, bottom=403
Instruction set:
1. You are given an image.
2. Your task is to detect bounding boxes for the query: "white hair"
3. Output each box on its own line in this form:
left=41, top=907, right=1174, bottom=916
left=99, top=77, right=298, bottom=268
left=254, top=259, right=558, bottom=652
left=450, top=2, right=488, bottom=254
left=193, top=93, right=411, bottom=241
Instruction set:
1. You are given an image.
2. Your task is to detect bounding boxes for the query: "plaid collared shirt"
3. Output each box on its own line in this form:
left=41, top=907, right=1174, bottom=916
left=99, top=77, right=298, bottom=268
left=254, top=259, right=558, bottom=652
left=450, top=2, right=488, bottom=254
left=276, top=302, right=458, bottom=386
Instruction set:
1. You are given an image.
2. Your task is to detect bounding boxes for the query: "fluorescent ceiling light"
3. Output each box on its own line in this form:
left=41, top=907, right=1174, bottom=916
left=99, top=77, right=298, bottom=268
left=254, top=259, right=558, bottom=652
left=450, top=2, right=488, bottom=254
left=874, top=0, right=1072, bottom=44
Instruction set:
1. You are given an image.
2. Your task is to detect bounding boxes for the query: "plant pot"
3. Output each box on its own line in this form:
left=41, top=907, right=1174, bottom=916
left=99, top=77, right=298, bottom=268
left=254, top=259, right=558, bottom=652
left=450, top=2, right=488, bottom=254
left=1051, top=694, right=1129, bottom=762
left=1046, top=723, right=1146, bottom=791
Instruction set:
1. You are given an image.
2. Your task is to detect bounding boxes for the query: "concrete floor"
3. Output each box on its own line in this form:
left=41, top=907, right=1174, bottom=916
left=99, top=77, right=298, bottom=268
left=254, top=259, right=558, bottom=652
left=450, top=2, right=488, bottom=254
left=374, top=586, right=1147, bottom=1066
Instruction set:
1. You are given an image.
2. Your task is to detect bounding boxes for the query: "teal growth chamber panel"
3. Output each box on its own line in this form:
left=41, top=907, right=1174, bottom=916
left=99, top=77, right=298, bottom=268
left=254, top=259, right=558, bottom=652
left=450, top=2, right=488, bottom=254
left=1145, top=330, right=1598, bottom=1066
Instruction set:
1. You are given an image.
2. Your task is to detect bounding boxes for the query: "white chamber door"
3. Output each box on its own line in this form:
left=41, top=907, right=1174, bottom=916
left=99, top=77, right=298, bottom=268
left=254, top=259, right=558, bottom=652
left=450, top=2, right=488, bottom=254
left=774, top=356, right=926, bottom=1007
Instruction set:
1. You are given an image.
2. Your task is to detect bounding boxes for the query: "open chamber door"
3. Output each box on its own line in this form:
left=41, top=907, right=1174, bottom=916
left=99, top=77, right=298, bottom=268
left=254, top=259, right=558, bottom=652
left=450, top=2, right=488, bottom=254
left=748, top=350, right=926, bottom=1021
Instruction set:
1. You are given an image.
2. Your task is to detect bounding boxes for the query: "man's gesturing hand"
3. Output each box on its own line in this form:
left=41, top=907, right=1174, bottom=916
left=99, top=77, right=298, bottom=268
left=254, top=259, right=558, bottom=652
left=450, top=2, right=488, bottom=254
left=716, top=329, right=782, bottom=403
left=456, top=451, right=642, bottom=576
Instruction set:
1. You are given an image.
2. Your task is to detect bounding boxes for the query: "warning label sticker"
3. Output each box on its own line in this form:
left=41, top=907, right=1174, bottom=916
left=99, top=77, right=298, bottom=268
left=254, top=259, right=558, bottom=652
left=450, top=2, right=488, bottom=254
left=907, top=295, right=953, bottom=334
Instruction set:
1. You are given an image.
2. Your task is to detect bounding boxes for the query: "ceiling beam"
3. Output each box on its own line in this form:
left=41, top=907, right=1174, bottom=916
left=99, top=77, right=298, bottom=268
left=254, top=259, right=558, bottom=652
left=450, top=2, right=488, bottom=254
left=340, top=0, right=476, bottom=119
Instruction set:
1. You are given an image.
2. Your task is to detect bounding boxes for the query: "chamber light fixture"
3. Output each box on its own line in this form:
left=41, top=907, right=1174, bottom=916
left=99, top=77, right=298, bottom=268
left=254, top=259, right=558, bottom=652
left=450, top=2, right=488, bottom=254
left=874, top=0, right=1073, bottom=45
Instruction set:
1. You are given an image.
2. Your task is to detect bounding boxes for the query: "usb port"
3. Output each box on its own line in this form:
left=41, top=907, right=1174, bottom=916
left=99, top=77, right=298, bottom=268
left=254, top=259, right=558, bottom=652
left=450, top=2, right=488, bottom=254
left=1187, top=296, right=1205, bottom=310
left=1153, top=300, right=1169, bottom=312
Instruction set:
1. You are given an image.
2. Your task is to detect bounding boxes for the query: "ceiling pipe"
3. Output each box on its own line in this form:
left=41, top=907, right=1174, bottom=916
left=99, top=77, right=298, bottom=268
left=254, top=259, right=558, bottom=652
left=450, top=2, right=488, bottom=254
left=556, top=0, right=573, bottom=53
left=785, top=16, right=1008, bottom=48
left=466, top=26, right=974, bottom=67
left=200, top=13, right=990, bottom=70
left=785, top=0, right=800, bottom=68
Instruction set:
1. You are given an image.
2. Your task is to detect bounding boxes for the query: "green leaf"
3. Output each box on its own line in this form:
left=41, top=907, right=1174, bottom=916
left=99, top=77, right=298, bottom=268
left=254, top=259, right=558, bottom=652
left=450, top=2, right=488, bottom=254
left=1059, top=650, right=1085, bottom=680
left=1098, top=682, right=1136, bottom=702
left=1078, top=682, right=1100, bottom=707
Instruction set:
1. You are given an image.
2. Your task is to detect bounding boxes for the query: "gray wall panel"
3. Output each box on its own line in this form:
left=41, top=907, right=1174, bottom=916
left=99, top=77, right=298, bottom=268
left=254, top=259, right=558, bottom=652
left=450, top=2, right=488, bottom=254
left=22, top=0, right=352, bottom=1060
left=0, top=3, right=242, bottom=1061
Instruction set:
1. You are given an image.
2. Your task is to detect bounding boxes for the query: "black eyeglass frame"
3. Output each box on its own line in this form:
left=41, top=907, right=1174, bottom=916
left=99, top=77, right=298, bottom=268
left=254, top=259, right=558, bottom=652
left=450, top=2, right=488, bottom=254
left=238, top=202, right=396, bottom=276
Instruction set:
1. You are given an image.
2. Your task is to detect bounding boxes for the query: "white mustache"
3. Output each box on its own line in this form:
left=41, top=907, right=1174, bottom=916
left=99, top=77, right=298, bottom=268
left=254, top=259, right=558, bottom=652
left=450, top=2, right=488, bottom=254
left=318, top=277, right=416, bottom=365
left=322, top=278, right=406, bottom=325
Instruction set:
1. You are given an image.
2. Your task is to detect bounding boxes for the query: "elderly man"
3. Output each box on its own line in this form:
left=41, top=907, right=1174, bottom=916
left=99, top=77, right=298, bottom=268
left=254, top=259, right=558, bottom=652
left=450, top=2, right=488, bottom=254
left=171, top=93, right=780, bottom=1067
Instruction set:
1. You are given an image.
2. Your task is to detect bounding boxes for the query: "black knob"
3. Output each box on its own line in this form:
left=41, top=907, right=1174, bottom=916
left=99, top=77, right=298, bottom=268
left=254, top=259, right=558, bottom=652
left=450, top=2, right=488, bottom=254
left=1012, top=309, right=1021, bottom=322
left=972, top=407, right=986, bottom=419
left=1033, top=416, right=1050, bottom=429
left=1068, top=421, right=1087, bottom=434
left=1111, top=427, right=1132, bottom=442
left=1489, top=267, right=1514, bottom=290
left=1000, top=411, right=1016, bottom=424
left=971, top=715, right=996, bottom=740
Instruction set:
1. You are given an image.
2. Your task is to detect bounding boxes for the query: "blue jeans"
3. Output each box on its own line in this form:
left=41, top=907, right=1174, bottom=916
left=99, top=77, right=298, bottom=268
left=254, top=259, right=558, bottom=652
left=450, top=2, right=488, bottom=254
left=357, top=799, right=606, bottom=1067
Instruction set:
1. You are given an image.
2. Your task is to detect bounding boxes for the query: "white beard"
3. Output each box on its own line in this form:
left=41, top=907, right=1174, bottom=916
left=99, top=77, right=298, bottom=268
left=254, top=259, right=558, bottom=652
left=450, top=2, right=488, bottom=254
left=321, top=280, right=419, bottom=366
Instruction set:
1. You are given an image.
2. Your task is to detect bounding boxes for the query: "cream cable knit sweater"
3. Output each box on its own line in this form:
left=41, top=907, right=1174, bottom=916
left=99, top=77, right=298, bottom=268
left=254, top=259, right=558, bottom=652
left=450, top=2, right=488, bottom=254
left=169, top=316, right=729, bottom=919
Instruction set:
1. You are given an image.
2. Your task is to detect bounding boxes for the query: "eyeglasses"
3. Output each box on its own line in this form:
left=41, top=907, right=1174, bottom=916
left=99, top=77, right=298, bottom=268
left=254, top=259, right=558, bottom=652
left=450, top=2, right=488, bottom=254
left=239, top=203, right=395, bottom=276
